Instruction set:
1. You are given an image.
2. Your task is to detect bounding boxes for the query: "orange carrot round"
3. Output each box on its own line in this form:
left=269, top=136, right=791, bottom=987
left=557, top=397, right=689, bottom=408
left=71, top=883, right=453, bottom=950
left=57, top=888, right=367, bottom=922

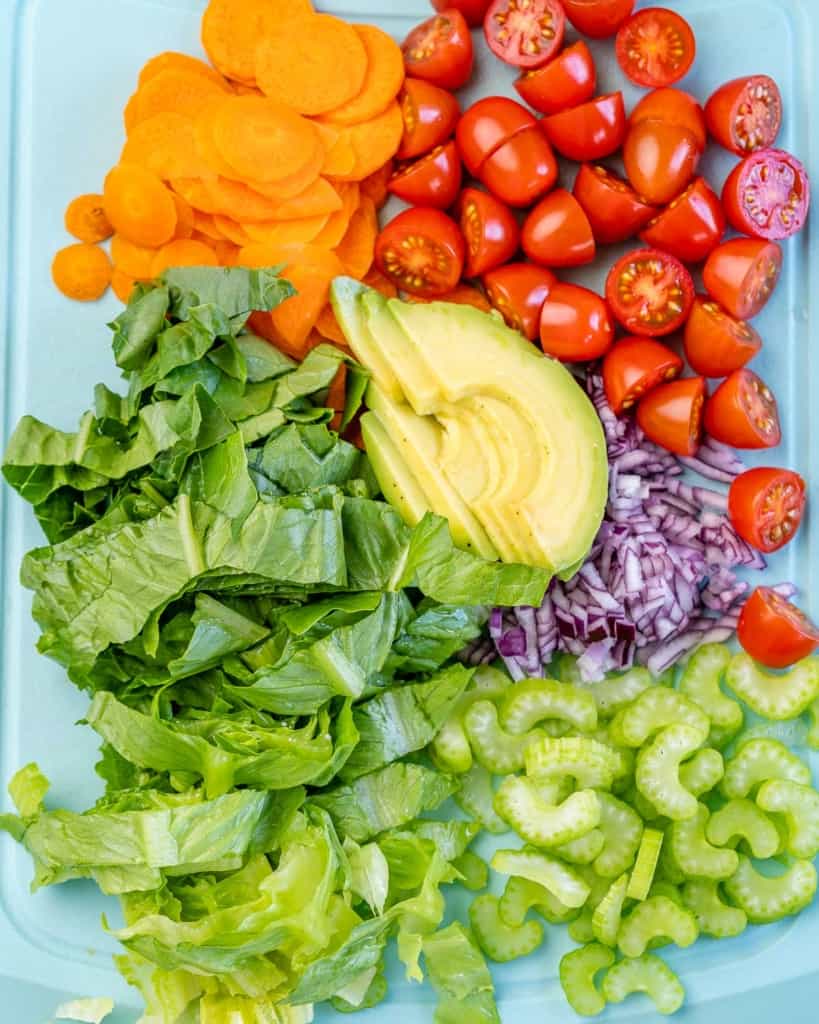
left=150, top=239, right=219, bottom=276
left=52, top=243, right=112, bottom=301
left=172, top=193, right=195, bottom=239
left=121, top=112, right=210, bottom=181
left=334, top=195, right=378, bottom=279
left=64, top=194, right=114, bottom=243
left=111, top=267, right=138, bottom=303
left=201, top=0, right=312, bottom=85
left=128, top=69, right=230, bottom=128
left=213, top=95, right=320, bottom=183
left=261, top=178, right=342, bottom=221
left=111, top=235, right=158, bottom=278
left=327, top=103, right=403, bottom=183
left=312, top=183, right=359, bottom=249
left=138, top=51, right=230, bottom=89
left=104, top=164, right=178, bottom=247
left=322, top=24, right=404, bottom=126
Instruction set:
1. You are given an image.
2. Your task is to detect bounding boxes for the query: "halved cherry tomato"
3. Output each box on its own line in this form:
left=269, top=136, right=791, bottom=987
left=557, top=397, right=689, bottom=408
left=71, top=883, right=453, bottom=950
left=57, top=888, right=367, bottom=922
left=737, top=587, right=819, bottom=669
left=615, top=7, right=696, bottom=88
left=572, top=164, right=656, bottom=244
left=484, top=0, right=566, bottom=69
left=483, top=261, right=556, bottom=340
left=456, top=96, right=536, bottom=175
left=702, top=238, right=782, bottom=320
left=630, top=87, right=706, bottom=151
left=397, top=79, right=461, bottom=161
left=432, top=0, right=493, bottom=27
left=375, top=207, right=465, bottom=297
left=522, top=188, right=595, bottom=267
left=636, top=376, right=706, bottom=456
left=479, top=127, right=558, bottom=208
left=639, top=177, right=725, bottom=263
left=514, top=41, right=596, bottom=115
left=541, top=92, right=626, bottom=161
left=728, top=467, right=806, bottom=554
left=705, top=75, right=782, bottom=155
left=389, top=141, right=463, bottom=209
left=605, top=248, right=694, bottom=337
left=703, top=368, right=781, bottom=450
left=562, top=0, right=635, bottom=38
left=683, top=295, right=762, bottom=378
left=402, top=9, right=474, bottom=91
left=459, top=187, right=520, bottom=277
left=623, top=120, right=700, bottom=205
left=722, top=148, right=811, bottom=241
left=539, top=282, right=614, bottom=362
left=603, top=335, right=683, bottom=415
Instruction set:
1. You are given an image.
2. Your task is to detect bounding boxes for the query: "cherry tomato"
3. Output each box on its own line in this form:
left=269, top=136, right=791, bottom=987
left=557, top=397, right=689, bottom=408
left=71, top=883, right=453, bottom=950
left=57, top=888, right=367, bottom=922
left=432, top=0, right=493, bottom=27
left=539, top=282, right=614, bottom=362
left=615, top=7, right=696, bottom=88
left=459, top=187, right=520, bottom=277
left=484, top=0, right=566, bottom=69
left=623, top=120, right=700, bottom=205
left=479, top=127, right=558, bottom=208
left=605, top=248, right=694, bottom=337
left=541, top=93, right=626, bottom=162
left=456, top=96, right=536, bottom=175
left=522, top=188, right=595, bottom=268
left=402, top=9, right=474, bottom=91
left=389, top=141, right=462, bottom=209
left=572, top=163, right=656, bottom=244
left=703, top=368, right=781, bottom=450
left=397, top=79, right=461, bottom=161
left=636, top=376, right=706, bottom=456
left=630, top=87, right=706, bottom=151
left=375, top=207, right=465, bottom=297
left=702, top=238, right=782, bottom=320
left=639, top=177, right=725, bottom=263
left=562, top=0, right=635, bottom=38
left=705, top=75, right=782, bottom=155
left=737, top=588, right=819, bottom=669
left=728, top=467, right=806, bottom=554
left=722, top=148, right=811, bottom=241
left=483, top=261, right=556, bottom=340
left=683, top=295, right=762, bottom=378
left=514, top=41, right=596, bottom=116
left=603, top=335, right=683, bottom=415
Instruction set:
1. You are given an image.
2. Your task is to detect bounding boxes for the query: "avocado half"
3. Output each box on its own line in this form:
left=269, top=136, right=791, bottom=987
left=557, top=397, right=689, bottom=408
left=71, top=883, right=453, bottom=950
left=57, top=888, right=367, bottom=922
left=330, top=277, right=608, bottom=576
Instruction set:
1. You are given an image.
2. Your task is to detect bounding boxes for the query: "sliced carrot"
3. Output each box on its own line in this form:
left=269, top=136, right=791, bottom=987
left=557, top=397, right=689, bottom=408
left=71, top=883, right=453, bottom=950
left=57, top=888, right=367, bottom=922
left=363, top=266, right=399, bottom=299
left=123, top=93, right=140, bottom=135
left=203, top=176, right=283, bottom=221
left=407, top=284, right=492, bottom=312
left=320, top=129, right=357, bottom=179
left=201, top=0, right=312, bottom=85
left=329, top=102, right=403, bottom=183
left=170, top=177, right=220, bottom=214
left=111, top=267, right=138, bottom=303
left=242, top=214, right=330, bottom=246
left=110, top=235, right=159, bottom=278
left=192, top=210, right=228, bottom=240
left=128, top=69, right=230, bottom=128
left=64, top=193, right=113, bottom=243
left=212, top=240, right=241, bottom=265
left=121, top=112, right=211, bottom=181
left=213, top=214, right=254, bottom=246
left=172, top=193, right=195, bottom=239
left=212, top=95, right=320, bottom=183
left=231, top=82, right=265, bottom=97
left=312, top=183, right=359, bottom=249
left=104, top=164, right=178, bottom=247
left=138, top=51, right=230, bottom=90
left=321, top=25, right=404, bottom=127
left=315, top=303, right=347, bottom=345
left=334, top=195, right=378, bottom=279
left=247, top=145, right=324, bottom=200
left=256, top=13, right=368, bottom=116
left=52, top=243, right=112, bottom=301
left=193, top=99, right=242, bottom=179
left=263, top=178, right=342, bottom=220
left=360, top=160, right=394, bottom=210
left=150, top=239, right=219, bottom=277
left=326, top=362, right=347, bottom=431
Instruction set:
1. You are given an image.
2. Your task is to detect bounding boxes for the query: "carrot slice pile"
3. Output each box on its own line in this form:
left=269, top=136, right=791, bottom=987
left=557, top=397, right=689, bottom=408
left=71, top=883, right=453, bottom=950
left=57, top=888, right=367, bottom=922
left=322, top=25, right=404, bottom=126
left=52, top=243, right=113, bottom=301
left=64, top=194, right=113, bottom=243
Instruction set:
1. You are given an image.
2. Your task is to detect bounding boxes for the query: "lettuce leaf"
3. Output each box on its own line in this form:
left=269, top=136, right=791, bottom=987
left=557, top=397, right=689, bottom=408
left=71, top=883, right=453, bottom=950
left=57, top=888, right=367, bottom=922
left=423, top=923, right=500, bottom=1024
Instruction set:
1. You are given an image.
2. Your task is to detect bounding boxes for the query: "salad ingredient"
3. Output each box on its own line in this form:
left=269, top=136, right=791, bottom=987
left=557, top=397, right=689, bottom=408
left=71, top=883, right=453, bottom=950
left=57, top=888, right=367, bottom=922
left=705, top=74, right=782, bottom=154
left=459, top=187, right=520, bottom=277
left=522, top=189, right=596, bottom=268
left=541, top=92, right=626, bottom=161
left=479, top=128, right=559, bottom=208
left=623, top=120, right=700, bottom=204
left=636, top=723, right=705, bottom=820
left=374, top=207, right=465, bottom=296
left=668, top=805, right=739, bottom=880
left=484, top=0, right=566, bottom=69
left=702, top=238, right=782, bottom=320
left=683, top=296, right=762, bottom=378
left=721, top=148, right=811, bottom=240
left=432, top=0, right=493, bottom=25
left=213, top=99, right=320, bottom=182
left=560, top=943, right=615, bottom=1016
left=728, top=467, right=806, bottom=553
left=605, top=248, right=694, bottom=337
left=630, top=87, right=706, bottom=150
left=562, top=0, right=635, bottom=38
left=617, top=895, right=698, bottom=956
left=602, top=335, right=682, bottom=415
left=500, top=676, right=598, bottom=734
left=682, top=879, right=747, bottom=939
left=538, top=282, right=614, bottom=362
left=456, top=96, right=536, bottom=176
left=514, top=40, right=597, bottom=115
left=727, top=653, right=819, bottom=721
left=572, top=163, right=656, bottom=245
left=592, top=873, right=629, bottom=945
left=51, top=243, right=113, bottom=301
left=104, top=163, right=178, bottom=247
left=703, top=369, right=781, bottom=450
left=322, top=24, right=405, bottom=127
left=639, top=177, right=725, bottom=263
left=601, top=954, right=685, bottom=1014
left=494, top=776, right=602, bottom=846
left=756, top=780, right=819, bottom=859
left=737, top=588, right=819, bottom=668
left=423, top=923, right=500, bottom=1023
left=678, top=644, right=743, bottom=739
left=469, top=893, right=544, bottom=961
left=723, top=856, right=817, bottom=925
left=721, top=737, right=811, bottom=798
left=705, top=799, right=779, bottom=859
left=636, top=376, right=706, bottom=456
left=615, top=7, right=696, bottom=88
left=149, top=238, right=218, bottom=275
left=388, top=141, right=463, bottom=208
left=200, top=0, right=308, bottom=83
left=483, top=261, right=556, bottom=340
left=402, top=8, right=474, bottom=90
left=397, top=78, right=460, bottom=160
left=54, top=999, right=115, bottom=1024
left=627, top=828, right=663, bottom=899
left=64, top=193, right=113, bottom=243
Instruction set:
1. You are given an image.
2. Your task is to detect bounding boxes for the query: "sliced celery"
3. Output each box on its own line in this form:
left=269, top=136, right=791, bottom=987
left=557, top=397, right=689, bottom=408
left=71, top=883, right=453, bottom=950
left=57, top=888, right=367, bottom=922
left=808, top=696, right=819, bottom=750
left=601, top=953, right=685, bottom=1015
left=499, top=874, right=579, bottom=927
left=678, top=643, right=743, bottom=737
left=430, top=666, right=511, bottom=773
left=682, top=878, right=747, bottom=939
left=617, top=896, right=698, bottom=958
left=525, top=736, right=622, bottom=789
left=678, top=748, right=724, bottom=797
left=590, top=668, right=654, bottom=720
left=627, top=827, right=664, bottom=900
left=554, top=829, right=606, bottom=865
left=594, top=792, right=644, bottom=878
left=464, top=700, right=542, bottom=775
left=493, top=775, right=601, bottom=848
left=468, top=893, right=543, bottom=962
left=500, top=677, right=598, bottom=736
left=655, top=838, right=686, bottom=887
left=559, top=943, right=615, bottom=1017
left=568, top=910, right=596, bottom=945
left=721, top=738, right=811, bottom=799
left=491, top=848, right=590, bottom=908
left=635, top=724, right=703, bottom=821
left=649, top=880, right=684, bottom=905
left=454, top=763, right=509, bottom=835
left=757, top=779, right=819, bottom=859
left=705, top=798, right=780, bottom=859
left=592, top=874, right=629, bottom=947
left=452, top=850, right=488, bottom=892
left=668, top=804, right=739, bottom=880
left=726, top=653, right=819, bottom=721
left=723, top=855, right=817, bottom=924
left=608, top=688, right=709, bottom=748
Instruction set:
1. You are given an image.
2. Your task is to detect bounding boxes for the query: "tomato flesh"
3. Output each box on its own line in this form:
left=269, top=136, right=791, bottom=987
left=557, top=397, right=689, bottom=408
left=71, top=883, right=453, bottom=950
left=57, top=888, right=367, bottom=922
left=630, top=87, right=706, bottom=150
left=605, top=248, right=694, bottom=337
left=635, top=376, right=706, bottom=456
left=722, top=148, right=811, bottom=241
left=703, top=368, right=781, bottom=450
left=683, top=295, right=762, bottom=378
left=541, top=92, right=626, bottom=162
left=375, top=207, right=465, bottom=297
left=397, top=79, right=460, bottom=161
left=623, top=120, right=700, bottom=205
left=459, top=187, right=520, bottom=277
left=514, top=40, right=596, bottom=115
left=572, top=163, right=656, bottom=244
left=737, top=588, right=819, bottom=669
left=402, top=9, right=474, bottom=90
left=616, top=7, right=696, bottom=88
left=603, top=335, right=683, bottom=415
left=728, top=467, right=806, bottom=554
left=539, top=282, right=614, bottom=362
left=705, top=75, right=782, bottom=155
left=702, top=238, right=782, bottom=321
left=522, top=188, right=596, bottom=268
left=562, top=0, right=635, bottom=38
left=389, top=141, right=463, bottom=209
left=432, top=0, right=493, bottom=27
left=478, top=126, right=558, bottom=207
left=456, top=96, right=536, bottom=176
left=639, top=177, right=725, bottom=263
left=484, top=0, right=566, bottom=69
left=483, top=261, right=556, bottom=340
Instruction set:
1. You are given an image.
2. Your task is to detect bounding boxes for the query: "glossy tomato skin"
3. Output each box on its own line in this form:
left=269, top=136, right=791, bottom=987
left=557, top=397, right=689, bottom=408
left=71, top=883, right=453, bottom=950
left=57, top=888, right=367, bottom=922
left=514, top=41, right=596, bottom=115
left=479, top=127, right=558, bottom=208
left=542, top=92, right=626, bottom=162
left=630, top=87, right=706, bottom=150
left=562, top=0, right=635, bottom=38
left=728, top=467, right=806, bottom=554
left=459, top=187, right=520, bottom=277
left=572, top=163, right=656, bottom=244
left=539, top=282, right=614, bottom=362
left=703, top=368, right=781, bottom=450
left=636, top=376, right=706, bottom=456
left=722, top=149, right=811, bottom=241
left=737, top=588, right=819, bottom=669
left=402, top=9, right=474, bottom=91
left=623, top=120, right=700, bottom=205
left=521, top=189, right=595, bottom=268
left=432, top=0, right=493, bottom=27
left=456, top=96, right=536, bottom=175
left=603, top=335, right=683, bottom=415
left=375, top=207, right=465, bottom=297
left=702, top=238, right=782, bottom=320
left=683, top=295, right=762, bottom=378
left=605, top=248, right=694, bottom=337
left=616, top=7, right=696, bottom=88
left=639, top=177, right=725, bottom=263
left=484, top=0, right=566, bottom=69
left=389, top=141, right=463, bottom=208
left=397, top=79, right=461, bottom=161
left=483, top=262, right=556, bottom=340
left=705, top=75, right=782, bottom=155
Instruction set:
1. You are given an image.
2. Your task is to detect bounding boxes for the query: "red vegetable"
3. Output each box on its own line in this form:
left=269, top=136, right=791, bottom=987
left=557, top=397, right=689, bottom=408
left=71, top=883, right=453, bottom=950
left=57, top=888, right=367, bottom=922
left=705, top=75, right=782, bottom=155
left=572, top=163, right=656, bottom=244
left=539, top=282, right=614, bottom=362
left=615, top=7, right=696, bottom=88
left=636, top=376, right=706, bottom=456
left=458, top=187, right=520, bottom=277
left=431, top=0, right=492, bottom=27
left=455, top=96, right=536, bottom=175
left=603, top=335, right=683, bottom=415
left=703, top=368, right=781, bottom=450
left=639, top=177, right=725, bottom=263
left=702, top=238, right=782, bottom=320
left=514, top=41, right=596, bottom=115
left=737, top=587, right=819, bottom=669
left=541, top=92, right=626, bottom=162
left=630, top=87, right=706, bottom=150
left=683, top=296, right=762, bottom=378
left=562, top=0, right=635, bottom=38
left=605, top=247, right=694, bottom=337
left=375, top=207, right=465, bottom=297
left=521, top=188, right=595, bottom=268
left=728, top=467, right=806, bottom=554
left=722, top=148, right=810, bottom=241
left=402, top=9, right=474, bottom=90
left=483, top=0, right=566, bottom=69
left=623, top=120, right=700, bottom=205
left=397, top=78, right=461, bottom=161
left=483, top=261, right=555, bottom=340
left=478, top=127, right=558, bottom=207
left=388, top=141, right=463, bottom=208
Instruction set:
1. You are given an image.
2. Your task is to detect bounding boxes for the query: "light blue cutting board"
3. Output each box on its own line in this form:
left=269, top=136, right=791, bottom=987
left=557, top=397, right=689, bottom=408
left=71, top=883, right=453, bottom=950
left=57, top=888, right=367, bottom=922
left=1, top=0, right=818, bottom=1020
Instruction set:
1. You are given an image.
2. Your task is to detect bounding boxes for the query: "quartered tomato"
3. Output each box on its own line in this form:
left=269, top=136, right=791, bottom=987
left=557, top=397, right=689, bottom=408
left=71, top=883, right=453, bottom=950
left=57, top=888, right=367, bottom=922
left=705, top=75, right=782, bottom=155
left=629, top=87, right=706, bottom=150
left=728, top=467, right=806, bottom=554
left=603, top=335, right=683, bottom=415
left=375, top=207, right=465, bottom=297
left=605, top=248, right=694, bottom=337
left=615, top=7, right=696, bottom=88
left=639, top=177, right=725, bottom=263
left=389, top=141, right=463, bottom=208
left=539, top=282, right=614, bottom=362
left=456, top=96, right=536, bottom=175
left=703, top=368, right=781, bottom=449
left=397, top=79, right=461, bottom=161
left=483, top=261, right=556, bottom=340
left=722, top=148, right=811, bottom=241
left=702, top=238, right=782, bottom=320
left=541, top=92, right=626, bottom=162
left=479, top=127, right=558, bottom=207
left=737, top=588, right=819, bottom=669
left=459, top=187, right=520, bottom=277
left=484, top=0, right=566, bottom=69
left=562, top=0, right=635, bottom=38
left=572, top=163, right=656, bottom=244
left=402, top=9, right=474, bottom=90
left=636, top=376, right=706, bottom=456
left=683, top=295, right=762, bottom=378
left=514, top=41, right=596, bottom=115
left=522, top=188, right=595, bottom=267
left=432, top=0, right=493, bottom=27
left=623, top=120, right=700, bottom=205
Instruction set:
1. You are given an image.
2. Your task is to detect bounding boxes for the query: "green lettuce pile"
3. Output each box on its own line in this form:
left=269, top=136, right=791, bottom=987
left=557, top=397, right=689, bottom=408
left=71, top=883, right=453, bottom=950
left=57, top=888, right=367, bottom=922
left=1, top=268, right=550, bottom=1023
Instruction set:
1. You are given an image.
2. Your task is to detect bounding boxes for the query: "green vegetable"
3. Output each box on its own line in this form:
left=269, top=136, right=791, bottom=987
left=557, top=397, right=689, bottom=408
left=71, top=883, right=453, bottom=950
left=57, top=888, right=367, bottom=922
left=429, top=666, right=510, bottom=774
left=756, top=779, right=819, bottom=858
left=590, top=667, right=654, bottom=719
left=559, top=943, right=615, bottom=1017
left=592, top=873, right=629, bottom=946
left=726, top=653, right=819, bottom=720
left=627, top=828, right=664, bottom=901
left=499, top=874, right=579, bottom=927
left=601, top=953, right=685, bottom=1015
left=493, top=775, right=600, bottom=848
left=682, top=879, right=747, bottom=939
left=525, top=736, right=622, bottom=788
left=635, top=724, right=703, bottom=821
left=422, top=922, right=500, bottom=1024
left=469, top=893, right=543, bottom=961
left=720, top=738, right=811, bottom=799
left=608, top=688, right=709, bottom=748
left=617, top=895, right=698, bottom=957
left=594, top=792, right=644, bottom=878
left=678, top=643, right=743, bottom=740
left=453, top=763, right=509, bottom=835
left=464, top=700, right=541, bottom=775
left=54, top=998, right=115, bottom=1023
left=723, top=856, right=818, bottom=924
left=452, top=850, right=489, bottom=892
left=678, top=748, right=724, bottom=797
left=499, top=677, right=597, bottom=735
left=705, top=799, right=781, bottom=858
left=491, top=848, right=590, bottom=908
left=667, top=804, right=739, bottom=880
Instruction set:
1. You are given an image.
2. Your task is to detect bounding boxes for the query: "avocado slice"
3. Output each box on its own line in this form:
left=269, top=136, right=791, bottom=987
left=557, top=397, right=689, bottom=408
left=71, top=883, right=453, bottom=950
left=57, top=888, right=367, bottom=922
left=330, top=278, right=404, bottom=402
left=360, top=411, right=430, bottom=528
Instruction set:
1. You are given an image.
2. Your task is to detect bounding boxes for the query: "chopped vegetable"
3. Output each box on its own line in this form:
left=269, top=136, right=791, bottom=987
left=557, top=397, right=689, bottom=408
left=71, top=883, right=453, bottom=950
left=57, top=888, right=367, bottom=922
left=51, top=243, right=112, bottom=301
left=601, top=953, right=685, bottom=1015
